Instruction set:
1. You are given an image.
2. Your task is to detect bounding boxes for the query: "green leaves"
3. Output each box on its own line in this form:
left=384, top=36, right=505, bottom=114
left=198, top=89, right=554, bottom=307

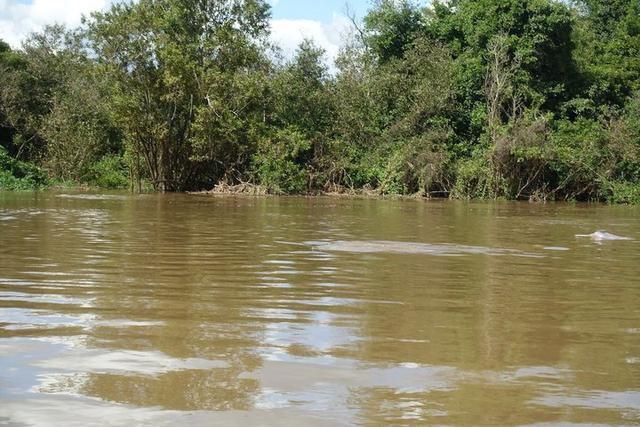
left=253, top=127, right=311, bottom=194
left=88, top=0, right=272, bottom=191
left=2, top=0, right=640, bottom=202
left=0, top=146, right=48, bottom=190
left=364, top=0, right=423, bottom=63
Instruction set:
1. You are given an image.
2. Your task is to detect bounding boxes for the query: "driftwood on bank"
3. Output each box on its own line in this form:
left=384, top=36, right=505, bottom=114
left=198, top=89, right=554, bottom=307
left=188, top=181, right=422, bottom=200
left=189, top=181, right=269, bottom=196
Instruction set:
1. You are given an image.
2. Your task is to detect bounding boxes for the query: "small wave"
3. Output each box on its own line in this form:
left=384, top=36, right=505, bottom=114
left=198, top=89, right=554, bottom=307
left=575, top=231, right=633, bottom=241
left=56, top=194, right=129, bottom=201
left=307, top=240, right=540, bottom=257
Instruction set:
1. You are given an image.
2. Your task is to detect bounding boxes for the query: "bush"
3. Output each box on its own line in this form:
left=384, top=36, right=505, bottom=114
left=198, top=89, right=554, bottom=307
left=252, top=128, right=311, bottom=193
left=381, top=130, right=452, bottom=196
left=87, top=154, right=129, bottom=189
left=0, top=146, right=48, bottom=190
left=548, top=118, right=607, bottom=200
left=601, top=180, right=640, bottom=204
left=491, top=114, right=552, bottom=199
left=450, top=152, right=501, bottom=199
left=548, top=113, right=640, bottom=201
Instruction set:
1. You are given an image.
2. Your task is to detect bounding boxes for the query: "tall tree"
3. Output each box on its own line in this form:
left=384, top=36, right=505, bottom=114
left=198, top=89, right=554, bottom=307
left=254, top=40, right=335, bottom=192
left=363, top=0, right=423, bottom=63
left=88, top=0, right=271, bottom=191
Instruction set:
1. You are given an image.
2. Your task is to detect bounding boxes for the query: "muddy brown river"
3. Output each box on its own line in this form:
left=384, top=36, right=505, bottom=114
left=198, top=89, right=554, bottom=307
left=1, top=192, right=639, bottom=425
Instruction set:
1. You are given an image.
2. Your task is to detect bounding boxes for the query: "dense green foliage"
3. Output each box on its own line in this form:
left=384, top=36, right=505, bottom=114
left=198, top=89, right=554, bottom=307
left=1, top=0, right=639, bottom=202
left=0, top=146, right=48, bottom=190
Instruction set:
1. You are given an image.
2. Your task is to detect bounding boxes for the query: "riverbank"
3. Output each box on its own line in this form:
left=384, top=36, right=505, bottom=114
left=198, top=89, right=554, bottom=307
left=186, top=182, right=627, bottom=204
left=3, top=183, right=637, bottom=205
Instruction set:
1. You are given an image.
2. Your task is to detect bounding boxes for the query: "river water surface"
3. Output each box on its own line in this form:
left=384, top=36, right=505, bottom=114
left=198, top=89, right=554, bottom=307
left=1, top=192, right=639, bottom=426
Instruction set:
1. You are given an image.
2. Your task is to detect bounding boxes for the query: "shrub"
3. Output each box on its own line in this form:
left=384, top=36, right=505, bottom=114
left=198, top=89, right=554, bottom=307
left=381, top=130, right=452, bottom=196
left=87, top=154, right=129, bottom=189
left=0, top=146, right=48, bottom=190
left=450, top=152, right=501, bottom=199
left=252, top=128, right=311, bottom=193
left=491, top=114, right=552, bottom=199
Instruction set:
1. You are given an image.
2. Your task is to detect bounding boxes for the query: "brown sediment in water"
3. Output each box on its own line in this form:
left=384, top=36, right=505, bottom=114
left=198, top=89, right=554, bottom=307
left=1, top=192, right=639, bottom=425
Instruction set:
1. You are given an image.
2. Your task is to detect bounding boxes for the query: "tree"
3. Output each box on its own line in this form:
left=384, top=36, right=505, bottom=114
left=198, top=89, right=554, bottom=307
left=363, top=0, right=423, bottom=63
left=425, top=0, right=576, bottom=125
left=0, top=26, right=118, bottom=182
left=570, top=0, right=640, bottom=112
left=88, top=0, right=271, bottom=191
